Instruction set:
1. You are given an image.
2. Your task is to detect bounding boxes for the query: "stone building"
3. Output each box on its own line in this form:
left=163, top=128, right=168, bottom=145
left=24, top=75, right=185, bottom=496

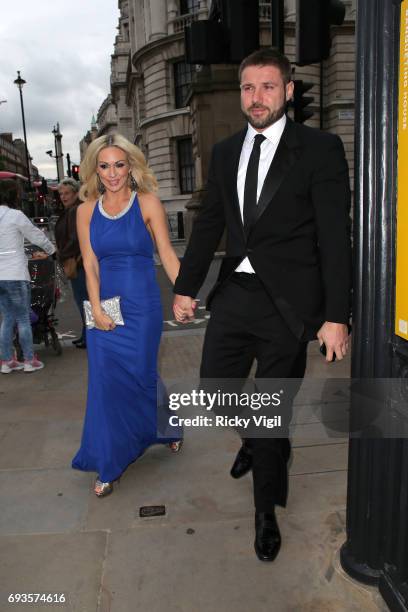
left=79, top=116, right=99, bottom=162
left=80, top=0, right=356, bottom=239
left=0, top=133, right=38, bottom=179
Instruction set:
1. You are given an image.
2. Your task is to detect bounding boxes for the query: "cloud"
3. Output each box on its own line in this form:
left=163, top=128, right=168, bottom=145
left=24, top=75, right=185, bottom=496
left=0, top=0, right=119, bottom=178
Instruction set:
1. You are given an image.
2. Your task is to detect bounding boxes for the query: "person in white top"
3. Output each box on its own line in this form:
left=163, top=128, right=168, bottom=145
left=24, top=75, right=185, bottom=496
left=0, top=201, right=55, bottom=373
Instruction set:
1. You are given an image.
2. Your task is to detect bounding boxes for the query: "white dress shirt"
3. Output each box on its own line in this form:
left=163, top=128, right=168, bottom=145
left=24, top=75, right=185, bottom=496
left=235, top=114, right=287, bottom=273
left=0, top=206, right=55, bottom=281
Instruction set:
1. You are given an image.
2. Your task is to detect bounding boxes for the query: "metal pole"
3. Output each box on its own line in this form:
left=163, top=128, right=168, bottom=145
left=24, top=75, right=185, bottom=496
left=53, top=127, right=60, bottom=182
left=320, top=62, right=324, bottom=130
left=17, top=81, right=31, bottom=188
left=271, top=0, right=284, bottom=52
left=66, top=153, right=71, bottom=178
left=339, top=0, right=402, bottom=595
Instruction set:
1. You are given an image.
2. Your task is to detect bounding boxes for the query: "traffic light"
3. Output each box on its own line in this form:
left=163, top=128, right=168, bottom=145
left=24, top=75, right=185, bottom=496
left=72, top=165, right=80, bottom=181
left=292, top=80, right=314, bottom=123
left=185, top=0, right=259, bottom=65
left=296, top=0, right=346, bottom=66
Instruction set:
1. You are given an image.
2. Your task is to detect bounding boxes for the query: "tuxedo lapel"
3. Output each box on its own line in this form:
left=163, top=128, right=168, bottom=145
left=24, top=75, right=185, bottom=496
left=255, top=119, right=301, bottom=223
left=226, top=129, right=247, bottom=232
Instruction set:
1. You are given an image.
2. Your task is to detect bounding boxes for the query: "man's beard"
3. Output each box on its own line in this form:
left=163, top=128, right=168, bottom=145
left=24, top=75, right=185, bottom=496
left=242, top=102, right=286, bottom=130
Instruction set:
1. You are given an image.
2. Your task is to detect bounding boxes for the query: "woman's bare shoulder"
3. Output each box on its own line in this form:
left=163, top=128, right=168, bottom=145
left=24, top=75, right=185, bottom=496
left=78, top=199, right=98, bottom=220
left=137, top=192, right=163, bottom=219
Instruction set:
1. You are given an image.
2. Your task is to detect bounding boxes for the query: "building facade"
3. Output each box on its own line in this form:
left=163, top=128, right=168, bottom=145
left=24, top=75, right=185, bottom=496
left=0, top=133, right=38, bottom=180
left=80, top=0, right=356, bottom=238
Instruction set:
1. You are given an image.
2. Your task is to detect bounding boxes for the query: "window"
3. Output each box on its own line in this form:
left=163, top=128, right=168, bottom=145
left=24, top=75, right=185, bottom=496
left=180, top=0, right=200, bottom=15
left=177, top=138, right=195, bottom=194
left=173, top=61, right=193, bottom=108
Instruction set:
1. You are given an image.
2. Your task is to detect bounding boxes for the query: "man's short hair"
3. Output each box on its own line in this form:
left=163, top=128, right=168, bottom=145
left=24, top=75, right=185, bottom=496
left=239, top=48, right=293, bottom=85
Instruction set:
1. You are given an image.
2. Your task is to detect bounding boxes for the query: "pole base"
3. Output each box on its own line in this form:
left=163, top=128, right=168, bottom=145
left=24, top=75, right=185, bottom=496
left=340, top=541, right=381, bottom=586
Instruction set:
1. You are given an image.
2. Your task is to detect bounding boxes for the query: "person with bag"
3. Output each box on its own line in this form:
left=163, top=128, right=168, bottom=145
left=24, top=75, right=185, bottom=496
left=55, top=178, right=88, bottom=348
left=0, top=200, right=55, bottom=373
left=71, top=133, right=182, bottom=497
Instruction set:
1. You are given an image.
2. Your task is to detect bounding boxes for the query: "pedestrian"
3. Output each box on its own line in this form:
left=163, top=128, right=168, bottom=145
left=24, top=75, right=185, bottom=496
left=173, top=48, right=352, bottom=562
left=0, top=200, right=56, bottom=373
left=71, top=133, right=182, bottom=497
left=54, top=178, right=88, bottom=348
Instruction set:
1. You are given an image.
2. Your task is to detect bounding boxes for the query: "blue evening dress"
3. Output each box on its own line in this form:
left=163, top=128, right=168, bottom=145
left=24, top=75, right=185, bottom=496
left=72, top=192, right=179, bottom=482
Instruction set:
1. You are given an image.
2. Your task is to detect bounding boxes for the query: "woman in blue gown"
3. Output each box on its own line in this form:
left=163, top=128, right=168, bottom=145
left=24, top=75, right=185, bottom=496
left=72, top=134, right=183, bottom=497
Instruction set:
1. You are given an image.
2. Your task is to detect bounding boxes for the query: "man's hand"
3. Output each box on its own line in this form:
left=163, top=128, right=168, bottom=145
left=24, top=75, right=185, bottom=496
left=317, top=322, right=349, bottom=362
left=173, top=294, right=196, bottom=323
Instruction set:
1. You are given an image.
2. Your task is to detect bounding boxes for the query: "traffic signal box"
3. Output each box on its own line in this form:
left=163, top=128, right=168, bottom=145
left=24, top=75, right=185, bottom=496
left=296, top=0, right=346, bottom=66
left=292, top=80, right=315, bottom=124
left=185, top=0, right=259, bottom=65
left=71, top=165, right=80, bottom=181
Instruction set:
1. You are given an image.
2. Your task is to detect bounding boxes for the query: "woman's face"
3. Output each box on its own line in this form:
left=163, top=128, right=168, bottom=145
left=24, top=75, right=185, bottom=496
left=97, top=146, right=130, bottom=193
left=58, top=185, right=77, bottom=208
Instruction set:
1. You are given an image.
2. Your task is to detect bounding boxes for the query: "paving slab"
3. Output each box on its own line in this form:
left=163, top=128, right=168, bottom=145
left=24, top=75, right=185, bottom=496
left=0, top=468, right=91, bottom=535
left=0, top=420, right=81, bottom=469
left=98, top=510, right=383, bottom=612
left=0, top=531, right=107, bottom=612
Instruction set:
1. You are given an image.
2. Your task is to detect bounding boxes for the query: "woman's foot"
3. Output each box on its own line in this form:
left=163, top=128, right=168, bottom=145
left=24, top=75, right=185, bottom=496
left=94, top=478, right=113, bottom=497
left=169, top=440, right=183, bottom=453
left=1, top=359, right=24, bottom=374
left=23, top=357, right=44, bottom=372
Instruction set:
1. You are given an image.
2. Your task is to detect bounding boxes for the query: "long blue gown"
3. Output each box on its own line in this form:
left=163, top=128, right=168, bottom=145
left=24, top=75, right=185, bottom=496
left=72, top=193, right=178, bottom=482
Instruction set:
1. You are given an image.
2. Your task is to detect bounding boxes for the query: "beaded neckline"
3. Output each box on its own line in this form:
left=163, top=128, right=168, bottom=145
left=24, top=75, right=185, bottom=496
left=98, top=191, right=135, bottom=220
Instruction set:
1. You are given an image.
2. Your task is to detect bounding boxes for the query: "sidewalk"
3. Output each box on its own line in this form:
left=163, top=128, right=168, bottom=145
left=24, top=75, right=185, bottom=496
left=0, top=292, right=388, bottom=612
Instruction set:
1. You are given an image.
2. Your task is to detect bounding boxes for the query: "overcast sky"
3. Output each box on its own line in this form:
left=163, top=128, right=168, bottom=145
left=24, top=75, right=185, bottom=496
left=0, top=1, right=119, bottom=179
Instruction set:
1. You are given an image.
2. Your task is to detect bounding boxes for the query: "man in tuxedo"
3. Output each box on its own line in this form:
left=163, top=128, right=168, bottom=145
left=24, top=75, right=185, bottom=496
left=173, top=48, right=351, bottom=562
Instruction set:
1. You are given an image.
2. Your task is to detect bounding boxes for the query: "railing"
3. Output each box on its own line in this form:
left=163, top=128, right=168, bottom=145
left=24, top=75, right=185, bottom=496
left=169, top=11, right=200, bottom=34
left=259, top=1, right=271, bottom=22
left=169, top=3, right=270, bottom=35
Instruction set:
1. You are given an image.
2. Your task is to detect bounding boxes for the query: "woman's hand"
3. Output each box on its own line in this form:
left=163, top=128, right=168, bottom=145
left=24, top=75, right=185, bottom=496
left=93, top=310, right=116, bottom=331
left=32, top=251, right=48, bottom=260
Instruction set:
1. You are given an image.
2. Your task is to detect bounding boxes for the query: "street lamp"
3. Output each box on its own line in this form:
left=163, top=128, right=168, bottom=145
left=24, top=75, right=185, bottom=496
left=13, top=71, right=31, bottom=189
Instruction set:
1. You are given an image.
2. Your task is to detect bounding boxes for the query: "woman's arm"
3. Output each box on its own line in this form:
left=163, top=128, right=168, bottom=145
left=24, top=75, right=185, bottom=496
left=77, top=202, right=115, bottom=331
left=139, top=193, right=180, bottom=285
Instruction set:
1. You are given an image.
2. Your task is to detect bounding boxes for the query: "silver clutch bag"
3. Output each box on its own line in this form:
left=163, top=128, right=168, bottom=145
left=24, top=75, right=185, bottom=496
left=83, top=296, right=124, bottom=329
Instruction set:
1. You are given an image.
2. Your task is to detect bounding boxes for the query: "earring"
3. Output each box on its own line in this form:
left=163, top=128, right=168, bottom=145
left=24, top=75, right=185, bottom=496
left=129, top=172, right=138, bottom=191
left=97, top=174, right=105, bottom=194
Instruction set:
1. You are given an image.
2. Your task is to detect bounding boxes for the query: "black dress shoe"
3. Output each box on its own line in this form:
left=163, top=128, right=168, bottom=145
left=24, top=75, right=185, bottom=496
left=254, top=510, right=281, bottom=562
left=72, top=337, right=83, bottom=345
left=75, top=340, right=87, bottom=349
left=230, top=446, right=252, bottom=479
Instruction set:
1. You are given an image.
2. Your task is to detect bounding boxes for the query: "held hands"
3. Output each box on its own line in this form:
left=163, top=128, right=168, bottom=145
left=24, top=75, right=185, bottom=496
left=173, top=294, right=197, bottom=323
left=93, top=310, right=116, bottom=331
left=317, top=322, right=349, bottom=362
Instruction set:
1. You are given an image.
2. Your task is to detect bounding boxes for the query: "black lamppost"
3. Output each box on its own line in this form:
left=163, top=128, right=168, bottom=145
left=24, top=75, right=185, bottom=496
left=13, top=71, right=31, bottom=189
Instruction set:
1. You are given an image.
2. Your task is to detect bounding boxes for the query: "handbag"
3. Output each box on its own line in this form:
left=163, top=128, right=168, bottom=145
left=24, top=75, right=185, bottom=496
left=63, top=255, right=82, bottom=280
left=83, top=296, right=125, bottom=329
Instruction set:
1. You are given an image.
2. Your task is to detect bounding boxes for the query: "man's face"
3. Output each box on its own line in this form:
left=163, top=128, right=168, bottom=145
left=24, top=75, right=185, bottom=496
left=240, top=64, right=294, bottom=131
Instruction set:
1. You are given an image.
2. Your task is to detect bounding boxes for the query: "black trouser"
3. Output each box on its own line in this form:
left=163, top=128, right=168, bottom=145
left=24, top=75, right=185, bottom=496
left=200, top=273, right=307, bottom=511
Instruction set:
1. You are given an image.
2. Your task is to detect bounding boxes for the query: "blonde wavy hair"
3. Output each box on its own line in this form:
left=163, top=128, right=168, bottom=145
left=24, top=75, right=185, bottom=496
left=79, top=133, right=158, bottom=201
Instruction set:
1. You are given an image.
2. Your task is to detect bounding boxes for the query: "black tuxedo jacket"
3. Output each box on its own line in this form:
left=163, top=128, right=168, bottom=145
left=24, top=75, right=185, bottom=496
left=174, top=117, right=352, bottom=341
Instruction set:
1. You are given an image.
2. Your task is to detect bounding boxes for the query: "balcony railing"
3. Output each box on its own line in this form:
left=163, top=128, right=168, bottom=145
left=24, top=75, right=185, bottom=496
left=259, top=2, right=271, bottom=22
left=170, top=11, right=199, bottom=34
left=169, top=3, right=271, bottom=35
